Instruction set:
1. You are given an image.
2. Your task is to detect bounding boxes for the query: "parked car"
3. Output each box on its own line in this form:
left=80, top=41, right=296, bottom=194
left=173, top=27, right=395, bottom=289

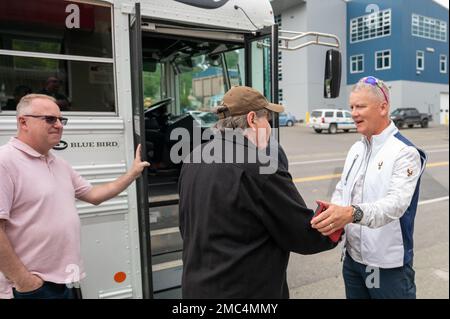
left=197, top=112, right=219, bottom=127
left=309, top=109, right=356, bottom=134
left=188, top=111, right=218, bottom=127
left=209, top=94, right=224, bottom=108
left=390, top=108, right=432, bottom=128
left=279, top=112, right=296, bottom=127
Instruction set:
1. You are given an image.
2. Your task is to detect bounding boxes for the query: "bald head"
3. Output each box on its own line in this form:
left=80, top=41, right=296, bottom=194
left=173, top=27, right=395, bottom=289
left=16, top=94, right=63, bottom=155
left=16, top=94, right=57, bottom=117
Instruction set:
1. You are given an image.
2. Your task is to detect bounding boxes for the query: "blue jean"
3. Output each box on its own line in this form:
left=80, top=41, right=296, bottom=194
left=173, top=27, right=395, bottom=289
left=13, top=281, right=77, bottom=299
left=343, top=253, right=416, bottom=299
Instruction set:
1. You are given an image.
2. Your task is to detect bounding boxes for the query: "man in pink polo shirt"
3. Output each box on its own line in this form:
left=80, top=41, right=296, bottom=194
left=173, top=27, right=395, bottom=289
left=0, top=94, right=150, bottom=299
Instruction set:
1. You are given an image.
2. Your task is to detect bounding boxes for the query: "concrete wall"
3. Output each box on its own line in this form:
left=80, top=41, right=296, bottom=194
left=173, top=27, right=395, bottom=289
left=305, top=0, right=348, bottom=112
left=276, top=0, right=348, bottom=121
left=278, top=2, right=308, bottom=120
left=398, top=81, right=449, bottom=122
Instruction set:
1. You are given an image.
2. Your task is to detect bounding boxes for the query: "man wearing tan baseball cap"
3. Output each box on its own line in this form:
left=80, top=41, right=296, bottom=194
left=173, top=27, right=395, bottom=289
left=179, top=86, right=337, bottom=299
left=215, top=86, right=284, bottom=150
left=216, top=86, right=284, bottom=119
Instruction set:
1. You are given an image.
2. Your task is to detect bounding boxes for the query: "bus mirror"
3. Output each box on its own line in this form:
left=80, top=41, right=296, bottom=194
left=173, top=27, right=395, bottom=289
left=324, top=49, right=341, bottom=99
left=143, top=58, right=157, bottom=72
left=208, top=54, right=221, bottom=66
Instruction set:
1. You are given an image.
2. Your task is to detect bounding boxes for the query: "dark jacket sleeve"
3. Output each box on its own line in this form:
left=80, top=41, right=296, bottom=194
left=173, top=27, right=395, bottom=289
left=278, top=144, right=289, bottom=171
left=257, top=169, right=337, bottom=254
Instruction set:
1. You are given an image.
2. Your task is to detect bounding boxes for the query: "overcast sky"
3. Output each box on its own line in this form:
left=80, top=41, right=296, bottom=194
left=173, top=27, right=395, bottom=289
left=434, top=0, right=449, bottom=8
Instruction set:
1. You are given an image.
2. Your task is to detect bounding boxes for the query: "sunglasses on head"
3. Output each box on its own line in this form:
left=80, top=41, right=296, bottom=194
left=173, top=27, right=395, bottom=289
left=360, top=76, right=389, bottom=104
left=23, top=115, right=68, bottom=126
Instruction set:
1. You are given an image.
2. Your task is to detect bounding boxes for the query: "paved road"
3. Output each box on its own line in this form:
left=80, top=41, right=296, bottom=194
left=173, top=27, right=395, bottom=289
left=279, top=123, right=449, bottom=299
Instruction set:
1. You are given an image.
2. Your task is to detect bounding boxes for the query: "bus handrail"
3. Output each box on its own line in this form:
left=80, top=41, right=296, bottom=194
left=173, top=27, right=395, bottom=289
left=278, top=30, right=340, bottom=51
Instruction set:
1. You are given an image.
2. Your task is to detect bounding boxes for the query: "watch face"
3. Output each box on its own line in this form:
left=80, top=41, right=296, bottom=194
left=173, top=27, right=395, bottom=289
left=355, top=208, right=363, bottom=222
left=353, top=206, right=363, bottom=222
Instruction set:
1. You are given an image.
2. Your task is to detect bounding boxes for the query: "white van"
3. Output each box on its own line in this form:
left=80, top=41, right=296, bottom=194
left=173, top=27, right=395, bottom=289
left=309, top=109, right=356, bottom=134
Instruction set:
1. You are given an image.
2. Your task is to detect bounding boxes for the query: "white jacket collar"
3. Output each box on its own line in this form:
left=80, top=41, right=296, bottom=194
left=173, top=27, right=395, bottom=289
left=362, top=121, right=398, bottom=151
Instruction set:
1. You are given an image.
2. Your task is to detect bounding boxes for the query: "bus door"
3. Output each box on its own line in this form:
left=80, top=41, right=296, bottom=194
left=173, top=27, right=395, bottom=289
left=129, top=3, right=153, bottom=299
left=129, top=14, right=281, bottom=298
left=136, top=22, right=246, bottom=299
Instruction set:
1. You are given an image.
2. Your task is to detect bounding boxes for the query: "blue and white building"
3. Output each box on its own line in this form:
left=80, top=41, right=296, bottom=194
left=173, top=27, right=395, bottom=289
left=347, top=0, right=449, bottom=124
left=272, top=0, right=449, bottom=124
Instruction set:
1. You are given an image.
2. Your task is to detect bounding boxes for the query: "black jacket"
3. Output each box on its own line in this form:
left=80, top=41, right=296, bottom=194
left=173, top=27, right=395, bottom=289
left=178, top=133, right=336, bottom=299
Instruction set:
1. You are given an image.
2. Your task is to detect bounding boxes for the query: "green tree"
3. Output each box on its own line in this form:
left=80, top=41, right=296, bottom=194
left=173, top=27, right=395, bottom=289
left=143, top=64, right=161, bottom=101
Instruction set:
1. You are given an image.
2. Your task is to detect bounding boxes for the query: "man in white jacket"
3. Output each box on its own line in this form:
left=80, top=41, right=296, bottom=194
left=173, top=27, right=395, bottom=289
left=311, top=76, right=426, bottom=299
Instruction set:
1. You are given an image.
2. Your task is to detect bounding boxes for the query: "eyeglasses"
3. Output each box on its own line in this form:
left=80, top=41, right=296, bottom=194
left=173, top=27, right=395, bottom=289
left=23, top=115, right=68, bottom=126
left=361, top=76, right=389, bottom=104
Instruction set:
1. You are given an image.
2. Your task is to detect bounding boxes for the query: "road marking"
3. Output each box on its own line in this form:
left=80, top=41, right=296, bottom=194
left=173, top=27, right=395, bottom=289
left=423, top=144, right=450, bottom=149
left=427, top=161, right=449, bottom=168
left=293, top=174, right=342, bottom=183
left=291, top=158, right=345, bottom=166
left=152, top=259, right=183, bottom=272
left=418, top=196, right=449, bottom=206
left=151, top=227, right=179, bottom=236
left=426, top=149, right=449, bottom=154
left=290, top=149, right=448, bottom=166
left=293, top=161, right=449, bottom=183
left=433, top=269, right=449, bottom=282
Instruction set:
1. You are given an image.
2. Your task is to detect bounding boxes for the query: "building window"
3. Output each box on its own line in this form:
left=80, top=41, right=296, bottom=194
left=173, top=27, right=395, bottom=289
left=441, top=55, right=448, bottom=73
left=412, top=14, right=447, bottom=42
left=278, top=88, right=283, bottom=104
left=350, top=55, right=364, bottom=73
left=275, top=14, right=282, bottom=28
left=375, top=50, right=391, bottom=70
left=350, top=9, right=391, bottom=43
left=416, top=51, right=425, bottom=70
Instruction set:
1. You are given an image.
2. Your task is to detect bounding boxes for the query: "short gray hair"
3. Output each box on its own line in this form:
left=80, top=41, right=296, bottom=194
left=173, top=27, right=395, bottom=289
left=214, top=109, right=269, bottom=131
left=351, top=78, right=390, bottom=105
left=16, top=94, right=56, bottom=116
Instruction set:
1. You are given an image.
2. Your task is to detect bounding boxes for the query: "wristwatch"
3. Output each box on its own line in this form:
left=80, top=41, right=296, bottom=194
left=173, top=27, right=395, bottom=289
left=351, top=205, right=364, bottom=223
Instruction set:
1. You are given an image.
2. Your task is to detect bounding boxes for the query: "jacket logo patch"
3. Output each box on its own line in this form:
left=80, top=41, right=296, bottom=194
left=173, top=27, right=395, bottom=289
left=407, top=168, right=414, bottom=177
left=378, top=161, right=383, bottom=170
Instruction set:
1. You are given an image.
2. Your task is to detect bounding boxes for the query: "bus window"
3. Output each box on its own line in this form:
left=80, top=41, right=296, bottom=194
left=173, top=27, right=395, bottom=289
left=0, top=0, right=112, bottom=58
left=181, top=54, right=226, bottom=114
left=250, top=39, right=272, bottom=100
left=0, top=0, right=114, bottom=113
left=224, top=49, right=245, bottom=87
left=140, top=32, right=243, bottom=186
left=140, top=33, right=242, bottom=119
left=143, top=63, right=163, bottom=109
